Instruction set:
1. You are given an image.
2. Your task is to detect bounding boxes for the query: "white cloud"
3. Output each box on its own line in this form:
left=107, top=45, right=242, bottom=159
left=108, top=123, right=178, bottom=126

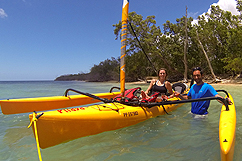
left=192, top=0, right=240, bottom=25
left=0, top=8, right=8, bottom=18
left=214, top=0, right=240, bottom=15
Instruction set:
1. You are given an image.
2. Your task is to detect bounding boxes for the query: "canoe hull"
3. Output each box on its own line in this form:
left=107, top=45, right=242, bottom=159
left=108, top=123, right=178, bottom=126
left=219, top=93, right=236, bottom=161
left=0, top=92, right=120, bottom=114
left=29, top=98, right=183, bottom=149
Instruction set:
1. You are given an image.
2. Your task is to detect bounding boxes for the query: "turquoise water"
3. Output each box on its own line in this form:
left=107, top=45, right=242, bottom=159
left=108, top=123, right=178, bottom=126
left=0, top=81, right=241, bottom=161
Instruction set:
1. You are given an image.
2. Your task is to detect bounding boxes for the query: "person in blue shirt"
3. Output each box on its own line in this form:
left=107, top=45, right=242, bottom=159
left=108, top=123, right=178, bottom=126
left=179, top=67, right=230, bottom=115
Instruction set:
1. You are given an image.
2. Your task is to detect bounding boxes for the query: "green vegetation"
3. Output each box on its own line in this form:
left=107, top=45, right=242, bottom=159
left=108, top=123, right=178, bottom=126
left=55, top=3, right=242, bottom=82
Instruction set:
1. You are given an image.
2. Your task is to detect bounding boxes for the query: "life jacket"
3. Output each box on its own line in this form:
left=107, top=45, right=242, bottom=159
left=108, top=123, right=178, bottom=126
left=114, top=87, right=141, bottom=102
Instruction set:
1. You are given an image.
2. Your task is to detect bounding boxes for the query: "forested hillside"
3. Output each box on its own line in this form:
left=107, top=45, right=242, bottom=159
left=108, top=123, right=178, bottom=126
left=55, top=3, right=242, bottom=82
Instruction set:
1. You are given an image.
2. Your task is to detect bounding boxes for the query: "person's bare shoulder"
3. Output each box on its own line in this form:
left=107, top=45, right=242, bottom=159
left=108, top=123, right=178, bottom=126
left=151, top=79, right=157, bottom=84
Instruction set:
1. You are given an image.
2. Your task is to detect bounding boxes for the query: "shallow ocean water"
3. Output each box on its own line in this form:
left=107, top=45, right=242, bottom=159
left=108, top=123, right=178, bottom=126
left=0, top=81, right=241, bottom=161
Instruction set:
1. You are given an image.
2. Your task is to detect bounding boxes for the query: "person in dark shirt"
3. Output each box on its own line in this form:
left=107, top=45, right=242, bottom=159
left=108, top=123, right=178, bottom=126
left=141, top=68, right=174, bottom=102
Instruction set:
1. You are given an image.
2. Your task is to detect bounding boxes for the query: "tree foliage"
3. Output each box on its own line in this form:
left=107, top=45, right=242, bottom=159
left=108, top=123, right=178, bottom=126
left=195, top=5, right=242, bottom=75
left=56, top=4, right=242, bottom=82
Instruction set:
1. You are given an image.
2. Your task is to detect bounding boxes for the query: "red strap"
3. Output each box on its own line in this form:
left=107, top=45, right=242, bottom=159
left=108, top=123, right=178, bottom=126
left=141, top=92, right=160, bottom=103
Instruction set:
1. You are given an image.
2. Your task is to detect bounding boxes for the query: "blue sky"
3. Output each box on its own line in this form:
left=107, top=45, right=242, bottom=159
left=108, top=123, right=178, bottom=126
left=0, top=0, right=239, bottom=81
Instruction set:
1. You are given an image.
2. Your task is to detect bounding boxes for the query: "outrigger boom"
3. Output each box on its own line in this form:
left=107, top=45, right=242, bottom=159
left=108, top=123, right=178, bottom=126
left=64, top=88, right=231, bottom=110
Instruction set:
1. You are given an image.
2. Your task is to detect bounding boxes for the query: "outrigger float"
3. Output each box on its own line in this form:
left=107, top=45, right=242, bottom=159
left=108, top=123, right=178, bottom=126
left=0, top=0, right=236, bottom=161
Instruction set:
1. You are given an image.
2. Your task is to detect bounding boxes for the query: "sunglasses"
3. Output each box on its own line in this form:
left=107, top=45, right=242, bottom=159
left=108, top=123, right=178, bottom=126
left=192, top=67, right=203, bottom=75
left=193, top=67, right=202, bottom=72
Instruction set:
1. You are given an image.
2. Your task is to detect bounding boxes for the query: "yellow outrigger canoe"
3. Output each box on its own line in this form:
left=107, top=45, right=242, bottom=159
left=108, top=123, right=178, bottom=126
left=28, top=96, right=183, bottom=149
left=0, top=0, right=237, bottom=160
left=0, top=87, right=236, bottom=160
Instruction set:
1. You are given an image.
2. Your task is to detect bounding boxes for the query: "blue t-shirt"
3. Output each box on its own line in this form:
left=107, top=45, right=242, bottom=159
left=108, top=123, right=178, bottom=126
left=187, top=83, right=218, bottom=115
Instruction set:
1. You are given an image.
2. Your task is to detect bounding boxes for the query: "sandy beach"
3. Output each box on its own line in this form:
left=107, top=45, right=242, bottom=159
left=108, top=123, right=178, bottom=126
left=127, top=78, right=242, bottom=86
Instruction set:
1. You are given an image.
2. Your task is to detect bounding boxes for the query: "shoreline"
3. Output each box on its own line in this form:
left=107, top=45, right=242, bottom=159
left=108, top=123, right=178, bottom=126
left=55, top=78, right=242, bottom=86
left=126, top=79, right=242, bottom=86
